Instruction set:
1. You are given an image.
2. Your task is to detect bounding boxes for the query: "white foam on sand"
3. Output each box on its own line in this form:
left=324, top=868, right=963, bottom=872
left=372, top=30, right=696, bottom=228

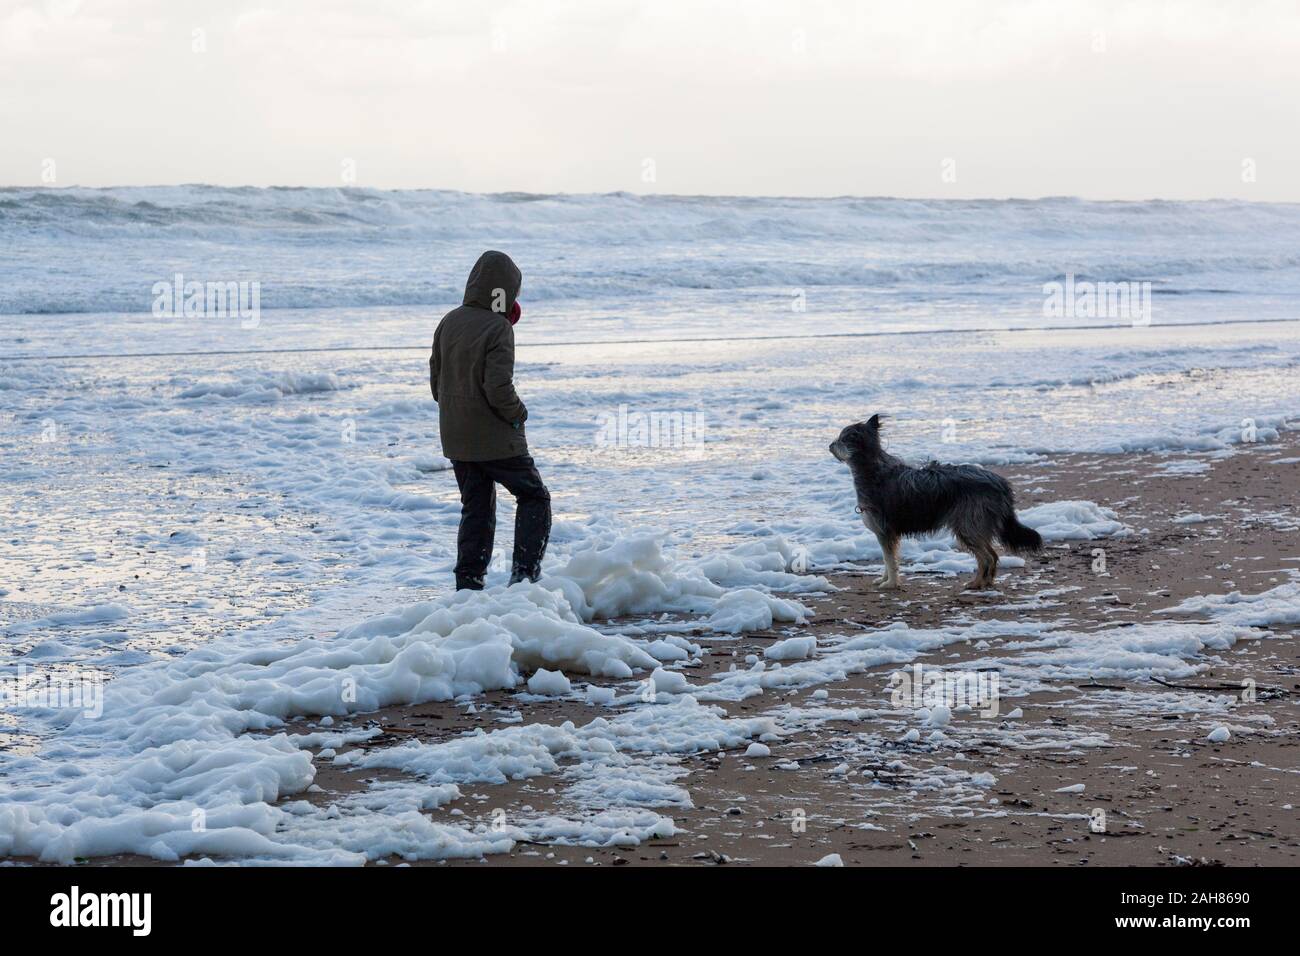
left=976, top=621, right=1260, bottom=684
left=763, top=636, right=817, bottom=661
left=0, top=503, right=1247, bottom=864
left=0, top=537, right=797, bottom=864
left=1018, top=500, right=1130, bottom=541
left=1159, top=580, right=1300, bottom=627
left=542, top=535, right=821, bottom=625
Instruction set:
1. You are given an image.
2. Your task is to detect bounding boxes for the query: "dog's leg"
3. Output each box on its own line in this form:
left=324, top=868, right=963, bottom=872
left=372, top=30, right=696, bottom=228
left=955, top=535, right=988, bottom=591
left=875, top=533, right=902, bottom=589
left=965, top=545, right=998, bottom=590
left=964, top=548, right=990, bottom=590
left=984, top=548, right=999, bottom=588
left=964, top=547, right=982, bottom=590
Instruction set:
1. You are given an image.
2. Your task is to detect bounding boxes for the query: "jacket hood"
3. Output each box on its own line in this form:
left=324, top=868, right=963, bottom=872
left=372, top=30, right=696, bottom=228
left=462, top=250, right=522, bottom=314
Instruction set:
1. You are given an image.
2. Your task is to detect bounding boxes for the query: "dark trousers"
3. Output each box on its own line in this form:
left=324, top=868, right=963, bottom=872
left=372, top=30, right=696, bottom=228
left=451, top=455, right=551, bottom=590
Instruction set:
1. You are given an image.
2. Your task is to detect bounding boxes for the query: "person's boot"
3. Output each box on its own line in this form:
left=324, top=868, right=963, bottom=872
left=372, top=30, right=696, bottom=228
left=508, top=566, right=539, bottom=586
left=455, top=574, right=485, bottom=591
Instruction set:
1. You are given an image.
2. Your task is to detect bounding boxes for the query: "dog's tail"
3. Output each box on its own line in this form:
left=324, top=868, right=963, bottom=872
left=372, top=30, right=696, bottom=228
left=999, top=514, right=1043, bottom=555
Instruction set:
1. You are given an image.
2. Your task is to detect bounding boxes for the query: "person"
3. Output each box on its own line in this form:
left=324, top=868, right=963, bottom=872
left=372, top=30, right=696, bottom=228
left=429, top=250, right=551, bottom=590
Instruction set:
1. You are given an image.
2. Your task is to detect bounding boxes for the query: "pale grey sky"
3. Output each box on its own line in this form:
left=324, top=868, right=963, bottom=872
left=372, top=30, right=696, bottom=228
left=4, top=0, right=1299, bottom=199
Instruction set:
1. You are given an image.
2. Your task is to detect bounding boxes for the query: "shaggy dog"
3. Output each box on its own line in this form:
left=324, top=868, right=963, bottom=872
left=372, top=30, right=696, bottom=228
left=830, top=415, right=1042, bottom=590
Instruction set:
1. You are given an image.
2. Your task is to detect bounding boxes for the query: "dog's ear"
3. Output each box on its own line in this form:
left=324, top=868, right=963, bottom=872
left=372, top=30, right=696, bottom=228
left=866, top=413, right=882, bottom=429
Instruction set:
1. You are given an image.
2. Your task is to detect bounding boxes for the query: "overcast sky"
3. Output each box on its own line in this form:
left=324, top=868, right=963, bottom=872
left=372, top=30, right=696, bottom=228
left=4, top=0, right=1299, bottom=199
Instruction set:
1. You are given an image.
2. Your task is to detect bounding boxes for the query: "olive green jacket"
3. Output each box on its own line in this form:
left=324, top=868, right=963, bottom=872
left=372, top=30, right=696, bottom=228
left=429, top=251, right=529, bottom=461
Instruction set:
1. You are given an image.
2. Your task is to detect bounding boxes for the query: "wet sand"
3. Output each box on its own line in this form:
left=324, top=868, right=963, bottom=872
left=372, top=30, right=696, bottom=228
left=295, top=435, right=1299, bottom=867
left=55, top=435, right=1300, bottom=868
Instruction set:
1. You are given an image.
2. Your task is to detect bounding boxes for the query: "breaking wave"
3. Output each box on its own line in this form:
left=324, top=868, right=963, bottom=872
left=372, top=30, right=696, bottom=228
left=4, top=186, right=1300, bottom=316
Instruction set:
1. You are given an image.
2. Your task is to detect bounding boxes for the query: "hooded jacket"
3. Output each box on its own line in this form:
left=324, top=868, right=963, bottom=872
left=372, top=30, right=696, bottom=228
left=429, top=251, right=529, bottom=461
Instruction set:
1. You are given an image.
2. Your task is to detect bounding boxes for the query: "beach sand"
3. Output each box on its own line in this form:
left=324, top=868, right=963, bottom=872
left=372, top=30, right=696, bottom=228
left=57, top=435, right=1298, bottom=868
left=279, top=435, right=1298, bottom=868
